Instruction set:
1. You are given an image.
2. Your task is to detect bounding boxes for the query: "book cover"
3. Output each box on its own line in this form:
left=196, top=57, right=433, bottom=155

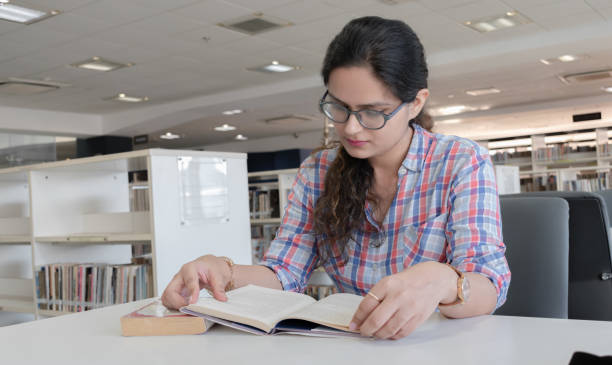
left=121, top=300, right=214, bottom=337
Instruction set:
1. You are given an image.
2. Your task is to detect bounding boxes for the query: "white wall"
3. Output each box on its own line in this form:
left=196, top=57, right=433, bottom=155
left=0, top=106, right=102, bottom=136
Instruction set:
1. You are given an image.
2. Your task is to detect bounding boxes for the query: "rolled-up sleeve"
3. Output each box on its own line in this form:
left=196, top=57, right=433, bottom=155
left=261, top=157, right=320, bottom=292
left=445, top=145, right=511, bottom=310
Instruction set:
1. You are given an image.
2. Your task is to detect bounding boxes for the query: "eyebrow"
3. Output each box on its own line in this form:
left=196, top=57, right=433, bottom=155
left=327, top=91, right=392, bottom=109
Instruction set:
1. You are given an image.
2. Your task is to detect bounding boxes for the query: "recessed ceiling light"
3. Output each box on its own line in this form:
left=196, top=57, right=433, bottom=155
left=558, top=54, right=578, bottom=62
left=222, top=109, right=243, bottom=115
left=0, top=2, right=59, bottom=24
left=71, top=57, right=133, bottom=72
left=235, top=134, right=248, bottom=141
left=464, top=11, right=530, bottom=33
left=248, top=61, right=298, bottom=73
left=106, top=93, right=149, bottom=103
left=160, top=132, right=181, bottom=140
left=465, top=87, right=501, bottom=96
left=214, top=124, right=237, bottom=132
left=540, top=54, right=584, bottom=65
left=603, top=86, right=612, bottom=93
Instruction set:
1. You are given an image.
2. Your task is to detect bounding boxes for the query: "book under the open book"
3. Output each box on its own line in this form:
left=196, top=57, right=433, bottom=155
left=180, top=284, right=365, bottom=337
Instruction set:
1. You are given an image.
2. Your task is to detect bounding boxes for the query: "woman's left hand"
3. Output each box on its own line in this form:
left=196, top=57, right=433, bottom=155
left=349, top=261, right=456, bottom=340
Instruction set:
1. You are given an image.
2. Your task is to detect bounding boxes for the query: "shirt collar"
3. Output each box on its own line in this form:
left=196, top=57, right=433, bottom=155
left=402, top=122, right=431, bottom=172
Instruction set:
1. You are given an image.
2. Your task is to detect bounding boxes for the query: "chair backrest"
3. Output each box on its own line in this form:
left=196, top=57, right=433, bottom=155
left=504, top=191, right=612, bottom=321
left=496, top=197, right=569, bottom=318
left=594, top=190, right=612, bottom=227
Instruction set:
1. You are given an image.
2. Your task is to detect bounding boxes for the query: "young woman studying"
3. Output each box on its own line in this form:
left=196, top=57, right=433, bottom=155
left=162, top=16, right=511, bottom=340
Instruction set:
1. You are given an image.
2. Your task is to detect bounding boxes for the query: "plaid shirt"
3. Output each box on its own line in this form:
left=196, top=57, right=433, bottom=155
left=262, top=123, right=510, bottom=309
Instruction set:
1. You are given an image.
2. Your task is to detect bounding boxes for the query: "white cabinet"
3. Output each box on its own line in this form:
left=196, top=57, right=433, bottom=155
left=0, top=149, right=251, bottom=318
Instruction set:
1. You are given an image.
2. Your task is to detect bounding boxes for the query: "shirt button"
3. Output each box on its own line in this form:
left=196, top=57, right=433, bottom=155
left=398, top=167, right=407, bottom=175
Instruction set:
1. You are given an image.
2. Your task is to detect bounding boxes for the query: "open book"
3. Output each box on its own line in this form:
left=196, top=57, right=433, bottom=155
left=180, top=284, right=365, bottom=337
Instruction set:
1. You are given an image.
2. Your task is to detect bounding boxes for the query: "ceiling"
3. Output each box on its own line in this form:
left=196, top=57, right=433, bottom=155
left=1, top=0, right=612, bottom=148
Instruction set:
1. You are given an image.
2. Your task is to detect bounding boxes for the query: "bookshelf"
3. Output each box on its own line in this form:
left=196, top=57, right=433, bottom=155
left=0, top=149, right=251, bottom=318
left=247, top=167, right=336, bottom=299
left=485, top=127, right=612, bottom=193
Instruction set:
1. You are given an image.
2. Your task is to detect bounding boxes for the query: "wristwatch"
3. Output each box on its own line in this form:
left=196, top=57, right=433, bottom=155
left=438, top=264, right=470, bottom=307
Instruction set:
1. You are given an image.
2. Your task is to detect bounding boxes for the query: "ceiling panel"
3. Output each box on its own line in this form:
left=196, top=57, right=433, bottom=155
left=264, top=0, right=347, bottom=24
left=520, top=0, right=599, bottom=23
left=70, top=0, right=163, bottom=26
left=170, top=0, right=253, bottom=24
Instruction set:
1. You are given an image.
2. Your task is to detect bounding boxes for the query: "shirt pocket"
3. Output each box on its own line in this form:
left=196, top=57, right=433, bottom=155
left=402, top=212, right=449, bottom=262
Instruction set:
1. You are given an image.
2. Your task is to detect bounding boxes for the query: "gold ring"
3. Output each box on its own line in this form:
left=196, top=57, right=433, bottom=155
left=367, top=291, right=382, bottom=302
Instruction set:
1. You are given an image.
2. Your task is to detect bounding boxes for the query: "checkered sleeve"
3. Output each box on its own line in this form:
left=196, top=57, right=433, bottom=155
left=445, top=143, right=511, bottom=310
left=260, top=156, right=320, bottom=293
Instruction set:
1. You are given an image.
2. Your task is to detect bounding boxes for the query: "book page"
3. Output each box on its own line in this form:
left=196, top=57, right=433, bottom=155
left=184, top=285, right=316, bottom=333
left=288, top=293, right=363, bottom=332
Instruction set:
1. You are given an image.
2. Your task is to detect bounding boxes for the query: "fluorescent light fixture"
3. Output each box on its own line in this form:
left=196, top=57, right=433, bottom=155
left=436, top=119, right=462, bottom=125
left=603, top=86, right=612, bottom=93
left=160, top=132, right=181, bottom=140
left=248, top=60, right=297, bottom=73
left=466, top=88, right=501, bottom=96
left=71, top=57, right=133, bottom=72
left=430, top=105, right=476, bottom=117
left=214, top=124, right=237, bottom=132
left=465, top=11, right=530, bottom=33
left=235, top=134, right=248, bottom=141
left=222, top=109, right=243, bottom=115
left=0, top=2, right=59, bottom=24
left=539, top=59, right=552, bottom=65
left=106, top=93, right=149, bottom=103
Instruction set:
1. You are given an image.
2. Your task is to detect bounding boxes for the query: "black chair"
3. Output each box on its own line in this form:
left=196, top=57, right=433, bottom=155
left=504, top=191, right=612, bottom=321
left=594, top=189, right=612, bottom=227
left=496, top=197, right=569, bottom=318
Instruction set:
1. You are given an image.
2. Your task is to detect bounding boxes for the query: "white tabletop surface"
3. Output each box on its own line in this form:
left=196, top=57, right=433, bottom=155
left=1, top=299, right=611, bottom=365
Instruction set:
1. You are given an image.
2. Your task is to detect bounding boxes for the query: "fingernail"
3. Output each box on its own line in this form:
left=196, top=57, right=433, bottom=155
left=349, top=322, right=357, bottom=330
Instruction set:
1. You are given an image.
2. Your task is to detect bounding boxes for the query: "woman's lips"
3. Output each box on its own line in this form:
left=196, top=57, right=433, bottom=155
left=346, top=138, right=367, bottom=146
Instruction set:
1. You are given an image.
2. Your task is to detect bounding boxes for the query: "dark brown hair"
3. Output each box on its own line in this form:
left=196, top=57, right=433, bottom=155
left=313, top=16, right=430, bottom=265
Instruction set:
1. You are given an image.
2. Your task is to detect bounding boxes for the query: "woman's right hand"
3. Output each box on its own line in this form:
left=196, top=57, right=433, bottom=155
left=161, top=255, right=232, bottom=309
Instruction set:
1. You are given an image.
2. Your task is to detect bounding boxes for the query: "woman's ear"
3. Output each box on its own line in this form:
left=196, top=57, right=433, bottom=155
left=410, top=89, right=430, bottom=119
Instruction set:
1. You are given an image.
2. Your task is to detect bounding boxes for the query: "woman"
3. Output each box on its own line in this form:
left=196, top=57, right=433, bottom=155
left=162, top=16, right=510, bottom=340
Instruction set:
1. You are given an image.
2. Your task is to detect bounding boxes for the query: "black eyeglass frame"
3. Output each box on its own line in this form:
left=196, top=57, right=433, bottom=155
left=318, top=90, right=408, bottom=130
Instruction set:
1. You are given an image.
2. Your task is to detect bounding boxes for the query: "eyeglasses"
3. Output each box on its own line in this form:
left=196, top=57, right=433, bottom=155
left=318, top=91, right=407, bottom=130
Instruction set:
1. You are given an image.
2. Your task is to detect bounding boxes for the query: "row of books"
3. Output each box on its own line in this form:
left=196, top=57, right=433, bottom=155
left=563, top=173, right=609, bottom=192
left=534, top=145, right=595, bottom=161
left=304, top=285, right=338, bottom=300
left=251, top=225, right=278, bottom=264
left=491, top=150, right=531, bottom=163
left=249, top=188, right=280, bottom=219
left=35, top=262, right=152, bottom=312
left=520, top=175, right=557, bottom=192
left=129, top=184, right=150, bottom=211
left=599, top=143, right=612, bottom=157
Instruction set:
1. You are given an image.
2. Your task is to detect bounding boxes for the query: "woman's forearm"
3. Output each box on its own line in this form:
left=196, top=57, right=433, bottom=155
left=232, top=264, right=283, bottom=290
left=438, top=270, right=498, bottom=318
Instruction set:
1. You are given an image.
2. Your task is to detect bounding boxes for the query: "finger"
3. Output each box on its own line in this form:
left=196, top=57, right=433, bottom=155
left=374, top=308, right=412, bottom=339
left=161, top=275, right=188, bottom=309
left=390, top=313, right=425, bottom=340
left=207, top=268, right=228, bottom=302
left=349, top=292, right=382, bottom=330
left=183, top=267, right=202, bottom=305
left=359, top=299, right=397, bottom=337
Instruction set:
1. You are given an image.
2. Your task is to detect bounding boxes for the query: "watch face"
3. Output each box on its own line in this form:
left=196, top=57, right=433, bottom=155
left=461, top=277, right=471, bottom=302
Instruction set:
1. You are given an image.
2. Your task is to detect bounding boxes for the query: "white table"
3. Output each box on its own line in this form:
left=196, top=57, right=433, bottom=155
left=1, top=299, right=611, bottom=365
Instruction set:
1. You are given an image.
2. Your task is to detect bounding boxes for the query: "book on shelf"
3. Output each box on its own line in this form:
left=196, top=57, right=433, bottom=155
left=249, top=188, right=280, bottom=219
left=121, top=300, right=214, bottom=336
left=180, top=284, right=363, bottom=337
left=35, top=262, right=152, bottom=312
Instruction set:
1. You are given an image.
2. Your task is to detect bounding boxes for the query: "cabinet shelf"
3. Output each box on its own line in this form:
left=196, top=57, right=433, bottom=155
left=0, top=296, right=34, bottom=313
left=250, top=218, right=282, bottom=225
left=35, top=233, right=152, bottom=244
left=38, top=310, right=69, bottom=317
left=0, top=236, right=30, bottom=244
